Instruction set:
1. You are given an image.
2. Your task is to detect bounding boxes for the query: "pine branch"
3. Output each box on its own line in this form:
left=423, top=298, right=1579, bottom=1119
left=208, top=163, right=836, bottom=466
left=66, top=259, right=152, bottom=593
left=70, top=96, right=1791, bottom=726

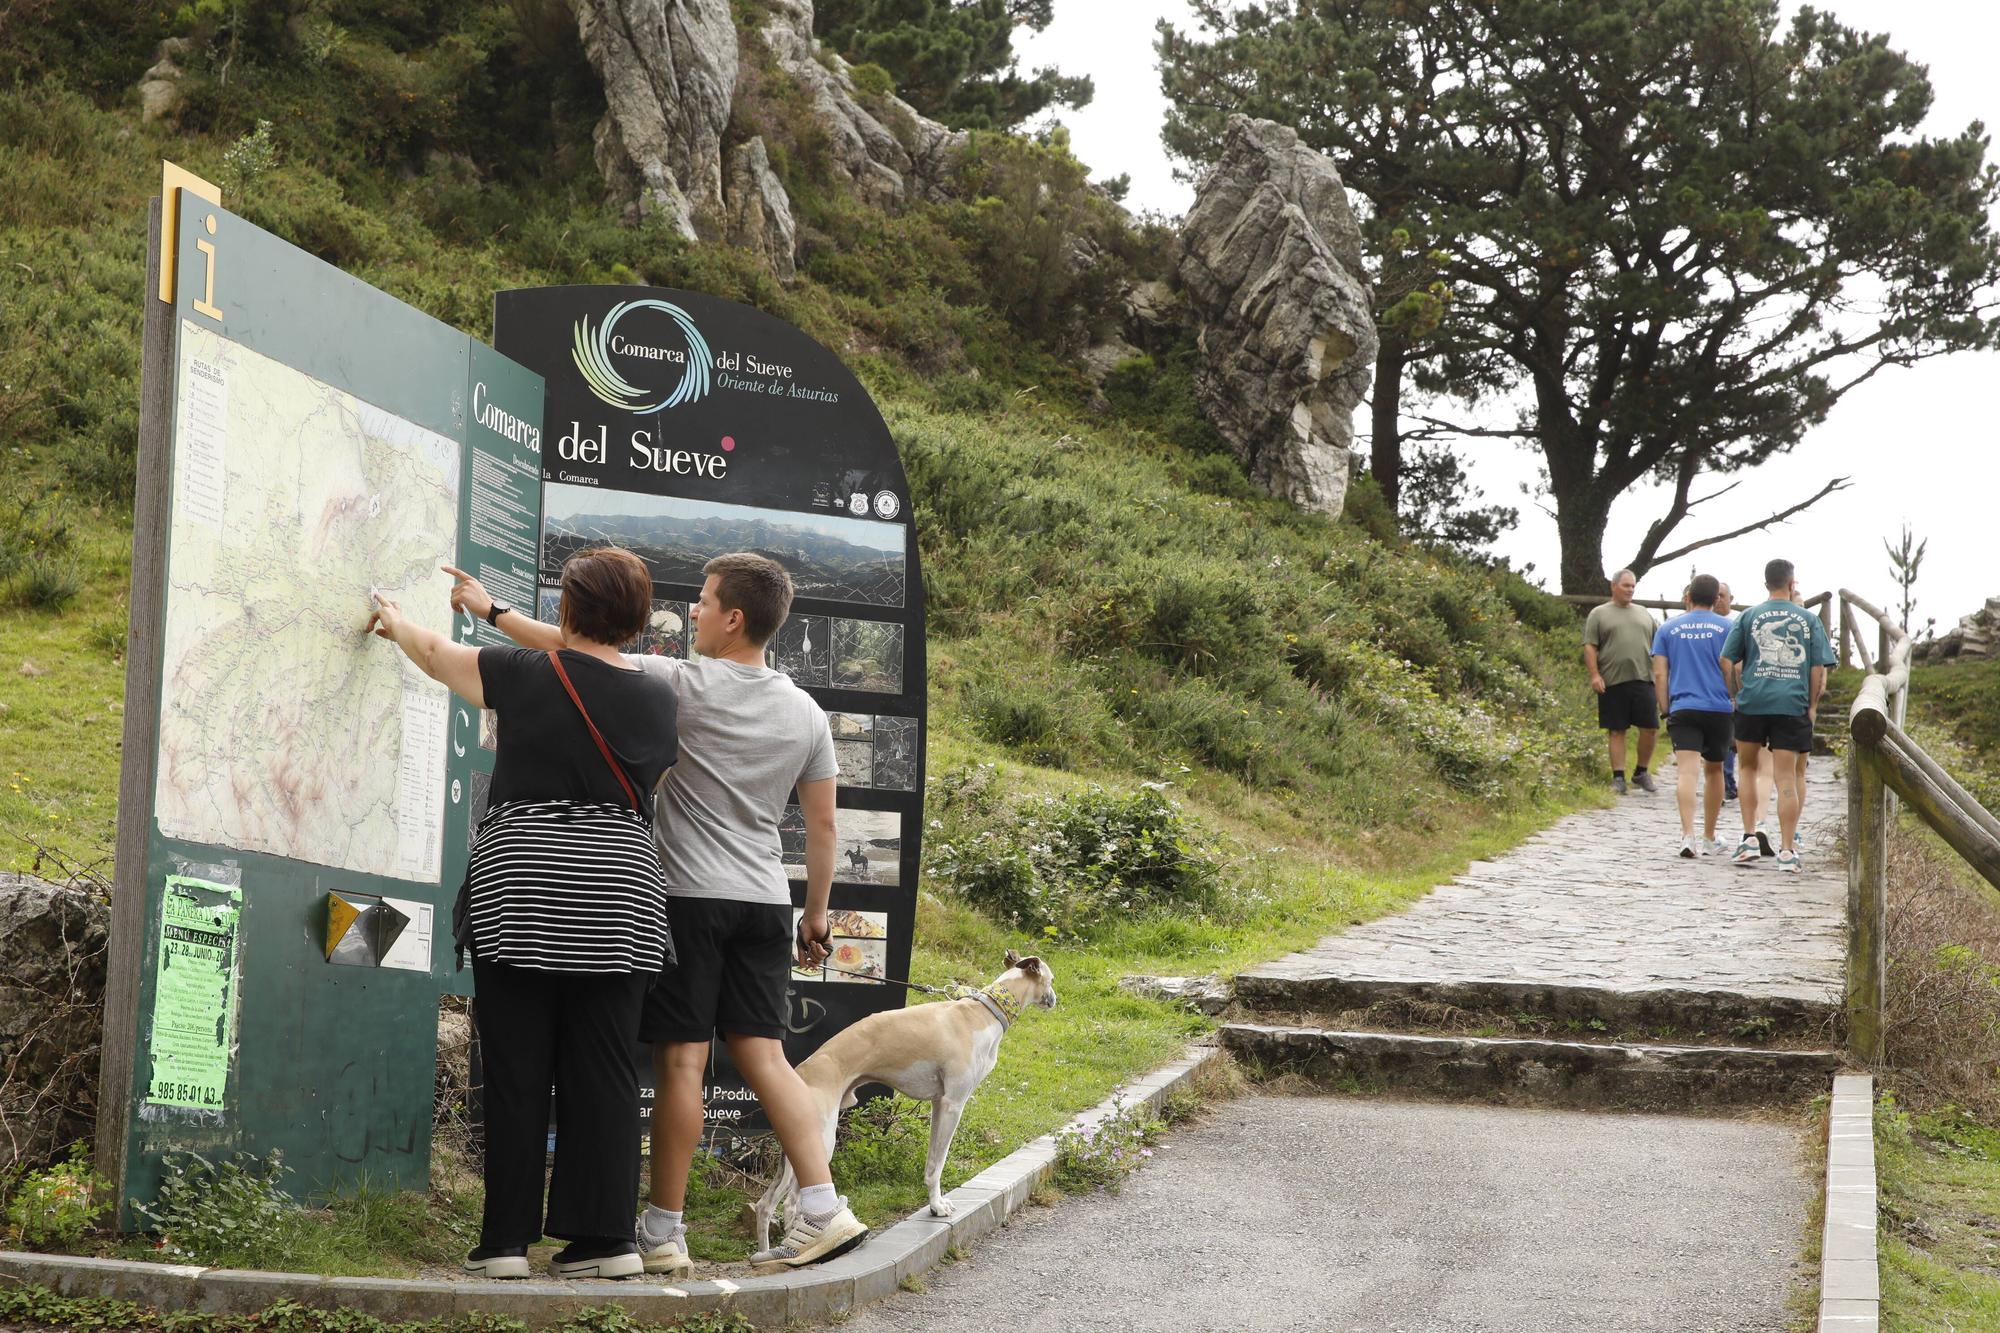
left=1637, top=476, right=1853, bottom=570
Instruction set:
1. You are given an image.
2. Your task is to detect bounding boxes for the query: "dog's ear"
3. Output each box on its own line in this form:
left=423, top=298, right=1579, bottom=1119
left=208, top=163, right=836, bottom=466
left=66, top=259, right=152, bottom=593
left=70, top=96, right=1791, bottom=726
left=1004, top=949, right=1022, bottom=969
left=1017, top=955, right=1042, bottom=975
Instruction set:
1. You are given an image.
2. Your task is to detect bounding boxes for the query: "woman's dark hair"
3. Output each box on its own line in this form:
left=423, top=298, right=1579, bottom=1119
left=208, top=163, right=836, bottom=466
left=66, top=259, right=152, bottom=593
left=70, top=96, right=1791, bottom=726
left=559, top=546, right=652, bottom=645
left=702, top=552, right=794, bottom=645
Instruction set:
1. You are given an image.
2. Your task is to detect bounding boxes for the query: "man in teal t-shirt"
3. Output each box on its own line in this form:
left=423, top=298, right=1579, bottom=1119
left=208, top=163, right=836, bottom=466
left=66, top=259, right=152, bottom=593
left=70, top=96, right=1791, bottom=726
left=1721, top=558, right=1837, bottom=872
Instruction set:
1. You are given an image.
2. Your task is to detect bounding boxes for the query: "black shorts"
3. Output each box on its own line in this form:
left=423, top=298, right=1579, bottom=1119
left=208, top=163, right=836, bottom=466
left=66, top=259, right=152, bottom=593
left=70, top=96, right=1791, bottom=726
left=640, top=897, right=792, bottom=1043
left=1667, top=710, right=1734, bottom=763
left=1734, top=712, right=1814, bottom=754
left=1597, top=679, right=1659, bottom=732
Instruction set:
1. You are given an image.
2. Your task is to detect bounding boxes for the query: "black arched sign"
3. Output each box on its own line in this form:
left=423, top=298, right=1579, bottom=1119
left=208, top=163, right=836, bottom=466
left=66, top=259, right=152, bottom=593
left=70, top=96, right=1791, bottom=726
left=492, top=286, right=924, bottom=1142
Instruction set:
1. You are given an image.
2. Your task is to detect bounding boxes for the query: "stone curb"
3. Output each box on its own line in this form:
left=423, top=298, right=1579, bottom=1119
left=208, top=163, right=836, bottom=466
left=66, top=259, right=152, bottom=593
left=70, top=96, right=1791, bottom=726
left=1817, top=1072, right=1879, bottom=1332
left=0, top=1043, right=1220, bottom=1330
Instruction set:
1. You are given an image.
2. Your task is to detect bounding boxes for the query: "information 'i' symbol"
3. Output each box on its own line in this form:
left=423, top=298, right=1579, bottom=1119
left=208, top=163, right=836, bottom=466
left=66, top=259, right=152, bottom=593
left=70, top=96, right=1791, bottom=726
left=193, top=213, right=223, bottom=321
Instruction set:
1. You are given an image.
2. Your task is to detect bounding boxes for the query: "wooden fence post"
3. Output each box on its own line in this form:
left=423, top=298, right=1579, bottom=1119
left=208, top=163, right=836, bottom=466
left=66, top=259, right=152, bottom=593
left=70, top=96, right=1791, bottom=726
left=1847, top=745, right=1889, bottom=1064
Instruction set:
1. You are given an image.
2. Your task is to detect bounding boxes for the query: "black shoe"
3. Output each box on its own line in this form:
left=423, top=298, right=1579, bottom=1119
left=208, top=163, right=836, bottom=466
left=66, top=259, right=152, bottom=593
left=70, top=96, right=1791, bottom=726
left=551, top=1238, right=642, bottom=1280
left=1754, top=827, right=1775, bottom=858
left=1724, top=782, right=1738, bottom=801
left=464, top=1245, right=531, bottom=1279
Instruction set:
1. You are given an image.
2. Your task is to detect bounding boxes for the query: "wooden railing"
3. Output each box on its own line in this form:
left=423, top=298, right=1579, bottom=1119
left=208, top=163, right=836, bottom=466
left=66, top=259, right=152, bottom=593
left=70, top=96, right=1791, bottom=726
left=1840, top=588, right=2000, bottom=1062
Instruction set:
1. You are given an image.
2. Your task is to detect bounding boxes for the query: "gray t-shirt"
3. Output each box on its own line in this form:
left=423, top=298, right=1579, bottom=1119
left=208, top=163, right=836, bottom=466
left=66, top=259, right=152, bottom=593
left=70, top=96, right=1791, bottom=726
left=629, top=654, right=838, bottom=904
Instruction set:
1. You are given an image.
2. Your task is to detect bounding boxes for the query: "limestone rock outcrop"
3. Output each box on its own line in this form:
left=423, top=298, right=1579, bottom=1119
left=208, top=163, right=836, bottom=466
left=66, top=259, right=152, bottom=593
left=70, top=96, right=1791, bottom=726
left=723, top=136, right=798, bottom=281
left=1916, top=596, right=2000, bottom=662
left=1177, top=115, right=1377, bottom=516
left=135, top=37, right=189, bottom=123
left=757, top=0, right=965, bottom=210
left=0, top=874, right=109, bottom=1171
left=573, top=0, right=739, bottom=239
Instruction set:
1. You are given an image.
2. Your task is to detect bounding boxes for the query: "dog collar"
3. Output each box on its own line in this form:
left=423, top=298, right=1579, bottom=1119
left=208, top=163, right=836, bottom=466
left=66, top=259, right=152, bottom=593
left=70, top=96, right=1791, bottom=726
left=954, top=983, right=1021, bottom=1030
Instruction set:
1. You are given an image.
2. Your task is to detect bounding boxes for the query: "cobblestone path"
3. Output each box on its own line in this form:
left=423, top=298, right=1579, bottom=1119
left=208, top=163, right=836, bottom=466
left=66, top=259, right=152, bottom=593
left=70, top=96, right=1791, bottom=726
left=1239, top=756, right=1848, bottom=1010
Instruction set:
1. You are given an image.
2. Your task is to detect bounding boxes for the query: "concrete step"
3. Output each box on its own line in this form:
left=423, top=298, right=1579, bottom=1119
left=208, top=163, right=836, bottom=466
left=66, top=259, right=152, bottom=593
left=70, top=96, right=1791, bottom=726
left=1228, top=972, right=1840, bottom=1045
left=1222, top=1022, right=1844, bottom=1112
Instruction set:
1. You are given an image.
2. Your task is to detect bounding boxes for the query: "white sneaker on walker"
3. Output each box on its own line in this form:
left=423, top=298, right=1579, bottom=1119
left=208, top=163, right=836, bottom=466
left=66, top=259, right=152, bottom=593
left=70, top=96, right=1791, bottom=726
left=636, top=1219, right=691, bottom=1279
left=748, top=1200, right=869, bottom=1273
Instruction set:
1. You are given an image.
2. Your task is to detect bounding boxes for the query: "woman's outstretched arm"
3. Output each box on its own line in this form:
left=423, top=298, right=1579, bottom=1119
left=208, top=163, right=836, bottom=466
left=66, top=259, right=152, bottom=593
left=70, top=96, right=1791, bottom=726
left=366, top=591, right=485, bottom=708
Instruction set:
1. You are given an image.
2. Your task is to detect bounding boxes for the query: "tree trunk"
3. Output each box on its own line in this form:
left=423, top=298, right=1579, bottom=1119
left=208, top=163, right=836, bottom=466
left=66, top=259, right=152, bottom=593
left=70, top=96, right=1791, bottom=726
left=1370, top=341, right=1405, bottom=514
left=1555, top=484, right=1613, bottom=595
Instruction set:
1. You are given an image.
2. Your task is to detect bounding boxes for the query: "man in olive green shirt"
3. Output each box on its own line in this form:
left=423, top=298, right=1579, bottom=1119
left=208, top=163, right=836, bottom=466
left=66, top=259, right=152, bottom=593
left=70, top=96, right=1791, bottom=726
left=1584, top=569, right=1660, bottom=794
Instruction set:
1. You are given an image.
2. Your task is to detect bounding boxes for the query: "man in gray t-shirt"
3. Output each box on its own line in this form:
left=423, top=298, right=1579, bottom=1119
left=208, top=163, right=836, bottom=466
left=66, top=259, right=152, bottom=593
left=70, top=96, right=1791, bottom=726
left=453, top=552, right=867, bottom=1274
left=630, top=651, right=836, bottom=906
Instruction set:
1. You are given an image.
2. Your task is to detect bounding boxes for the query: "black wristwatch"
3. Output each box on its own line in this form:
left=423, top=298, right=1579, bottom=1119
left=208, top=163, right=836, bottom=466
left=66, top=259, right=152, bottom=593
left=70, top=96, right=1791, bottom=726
left=485, top=601, right=511, bottom=627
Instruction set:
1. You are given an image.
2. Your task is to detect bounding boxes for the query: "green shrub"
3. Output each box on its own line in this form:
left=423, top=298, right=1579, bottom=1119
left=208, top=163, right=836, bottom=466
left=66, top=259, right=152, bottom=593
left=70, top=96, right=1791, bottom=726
left=135, top=1149, right=292, bottom=1263
left=15, top=553, right=83, bottom=610
left=846, top=62, right=896, bottom=100
left=928, top=768, right=1224, bottom=936
left=217, top=118, right=278, bottom=195
left=4, top=1143, right=111, bottom=1248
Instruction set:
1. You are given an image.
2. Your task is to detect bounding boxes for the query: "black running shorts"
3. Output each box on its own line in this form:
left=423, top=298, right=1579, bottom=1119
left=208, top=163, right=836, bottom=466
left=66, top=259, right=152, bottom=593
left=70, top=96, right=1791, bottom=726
left=1597, top=679, right=1659, bottom=732
left=1734, top=712, right=1814, bottom=754
left=640, top=897, right=792, bottom=1043
left=1666, top=709, right=1734, bottom=763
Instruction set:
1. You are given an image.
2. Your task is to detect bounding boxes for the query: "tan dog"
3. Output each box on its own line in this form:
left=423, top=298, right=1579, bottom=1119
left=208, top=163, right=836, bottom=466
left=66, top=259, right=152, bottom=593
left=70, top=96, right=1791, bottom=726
left=753, top=951, right=1058, bottom=1251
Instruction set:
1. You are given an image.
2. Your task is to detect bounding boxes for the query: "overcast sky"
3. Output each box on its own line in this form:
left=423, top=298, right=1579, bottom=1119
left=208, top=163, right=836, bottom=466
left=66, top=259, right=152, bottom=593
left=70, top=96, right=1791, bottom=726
left=1017, top=2, right=1999, bottom=637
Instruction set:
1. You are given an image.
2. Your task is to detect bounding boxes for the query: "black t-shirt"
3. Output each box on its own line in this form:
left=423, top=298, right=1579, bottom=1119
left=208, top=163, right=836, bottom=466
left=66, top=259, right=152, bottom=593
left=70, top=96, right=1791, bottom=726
left=478, top=647, right=678, bottom=811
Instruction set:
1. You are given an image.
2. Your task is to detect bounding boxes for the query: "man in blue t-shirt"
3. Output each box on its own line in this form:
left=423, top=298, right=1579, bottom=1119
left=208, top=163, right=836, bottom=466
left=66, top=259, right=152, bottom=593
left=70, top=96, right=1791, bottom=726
left=1652, top=574, right=1735, bottom=858
left=1721, top=558, right=1839, bottom=873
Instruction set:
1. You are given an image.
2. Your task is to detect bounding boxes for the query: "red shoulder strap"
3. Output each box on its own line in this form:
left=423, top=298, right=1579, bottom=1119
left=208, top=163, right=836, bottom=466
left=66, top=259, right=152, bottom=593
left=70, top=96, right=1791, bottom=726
left=546, top=650, right=643, bottom=814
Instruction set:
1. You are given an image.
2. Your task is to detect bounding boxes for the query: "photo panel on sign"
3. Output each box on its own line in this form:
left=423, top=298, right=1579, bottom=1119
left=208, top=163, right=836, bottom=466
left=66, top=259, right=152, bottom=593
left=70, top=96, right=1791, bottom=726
left=830, top=618, right=905, bottom=694
left=791, top=908, right=891, bottom=984
left=540, top=482, right=906, bottom=607
left=871, top=716, right=919, bottom=792
left=780, top=804, right=901, bottom=886
left=767, top=614, right=829, bottom=686
left=537, top=584, right=562, bottom=626
left=478, top=709, right=499, bottom=751
left=632, top=599, right=689, bottom=659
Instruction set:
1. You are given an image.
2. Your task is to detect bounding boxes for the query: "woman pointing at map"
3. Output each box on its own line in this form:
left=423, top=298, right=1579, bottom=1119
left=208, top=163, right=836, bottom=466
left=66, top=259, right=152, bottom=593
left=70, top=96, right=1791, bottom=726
left=366, top=546, right=678, bottom=1281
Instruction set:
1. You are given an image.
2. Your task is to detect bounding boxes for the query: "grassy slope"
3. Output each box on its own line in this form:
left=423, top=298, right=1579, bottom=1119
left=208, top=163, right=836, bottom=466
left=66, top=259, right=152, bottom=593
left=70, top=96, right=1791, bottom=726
left=1865, top=661, right=2000, bottom=1327
left=1, top=50, right=1602, bottom=1269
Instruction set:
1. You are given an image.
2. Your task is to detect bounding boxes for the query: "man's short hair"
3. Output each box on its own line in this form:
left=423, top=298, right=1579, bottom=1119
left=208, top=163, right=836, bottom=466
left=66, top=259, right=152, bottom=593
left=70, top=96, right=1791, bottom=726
left=1764, top=558, right=1795, bottom=591
left=560, top=546, right=653, bottom=645
left=1611, top=568, right=1637, bottom=585
left=1688, top=574, right=1719, bottom=607
left=704, top=552, right=794, bottom=645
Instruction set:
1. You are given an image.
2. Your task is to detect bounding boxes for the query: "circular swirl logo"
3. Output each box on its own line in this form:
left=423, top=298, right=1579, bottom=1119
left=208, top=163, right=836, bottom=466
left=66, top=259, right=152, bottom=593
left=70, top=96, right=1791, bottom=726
left=570, top=299, right=713, bottom=414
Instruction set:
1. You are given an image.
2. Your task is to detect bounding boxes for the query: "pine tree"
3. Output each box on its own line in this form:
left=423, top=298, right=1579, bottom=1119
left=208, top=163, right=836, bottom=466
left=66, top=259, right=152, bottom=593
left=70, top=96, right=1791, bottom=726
left=818, top=0, right=1091, bottom=132
left=1160, top=1, right=2000, bottom=591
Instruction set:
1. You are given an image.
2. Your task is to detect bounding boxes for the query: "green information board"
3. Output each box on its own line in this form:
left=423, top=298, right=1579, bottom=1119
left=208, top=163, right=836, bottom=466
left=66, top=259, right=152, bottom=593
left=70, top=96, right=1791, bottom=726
left=98, top=175, right=545, bottom=1224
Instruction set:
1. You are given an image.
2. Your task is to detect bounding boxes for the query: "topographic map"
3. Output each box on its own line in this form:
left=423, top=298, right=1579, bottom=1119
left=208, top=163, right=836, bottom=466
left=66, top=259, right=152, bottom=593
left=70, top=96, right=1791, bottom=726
left=154, top=321, right=460, bottom=882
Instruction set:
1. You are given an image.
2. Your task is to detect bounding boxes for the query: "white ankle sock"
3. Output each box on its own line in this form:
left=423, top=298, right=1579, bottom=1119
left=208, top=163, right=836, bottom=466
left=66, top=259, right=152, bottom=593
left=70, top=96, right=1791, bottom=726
left=641, top=1206, right=683, bottom=1242
left=799, top=1183, right=839, bottom=1220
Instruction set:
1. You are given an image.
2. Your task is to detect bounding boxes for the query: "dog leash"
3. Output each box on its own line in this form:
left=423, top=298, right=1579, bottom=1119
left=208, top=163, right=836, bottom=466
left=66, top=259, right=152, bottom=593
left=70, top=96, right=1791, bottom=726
left=797, top=925, right=1019, bottom=1027
left=809, top=963, right=1018, bottom=1028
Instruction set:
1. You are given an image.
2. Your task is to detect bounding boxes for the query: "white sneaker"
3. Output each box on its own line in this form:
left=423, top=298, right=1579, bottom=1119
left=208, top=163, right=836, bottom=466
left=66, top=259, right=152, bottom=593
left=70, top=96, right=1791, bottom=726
left=1777, top=849, right=1802, bottom=874
left=1707, top=838, right=1729, bottom=859
left=748, top=1200, right=869, bottom=1274
left=637, top=1219, right=691, bottom=1279
left=1679, top=837, right=1697, bottom=859
left=1732, top=837, right=1763, bottom=866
